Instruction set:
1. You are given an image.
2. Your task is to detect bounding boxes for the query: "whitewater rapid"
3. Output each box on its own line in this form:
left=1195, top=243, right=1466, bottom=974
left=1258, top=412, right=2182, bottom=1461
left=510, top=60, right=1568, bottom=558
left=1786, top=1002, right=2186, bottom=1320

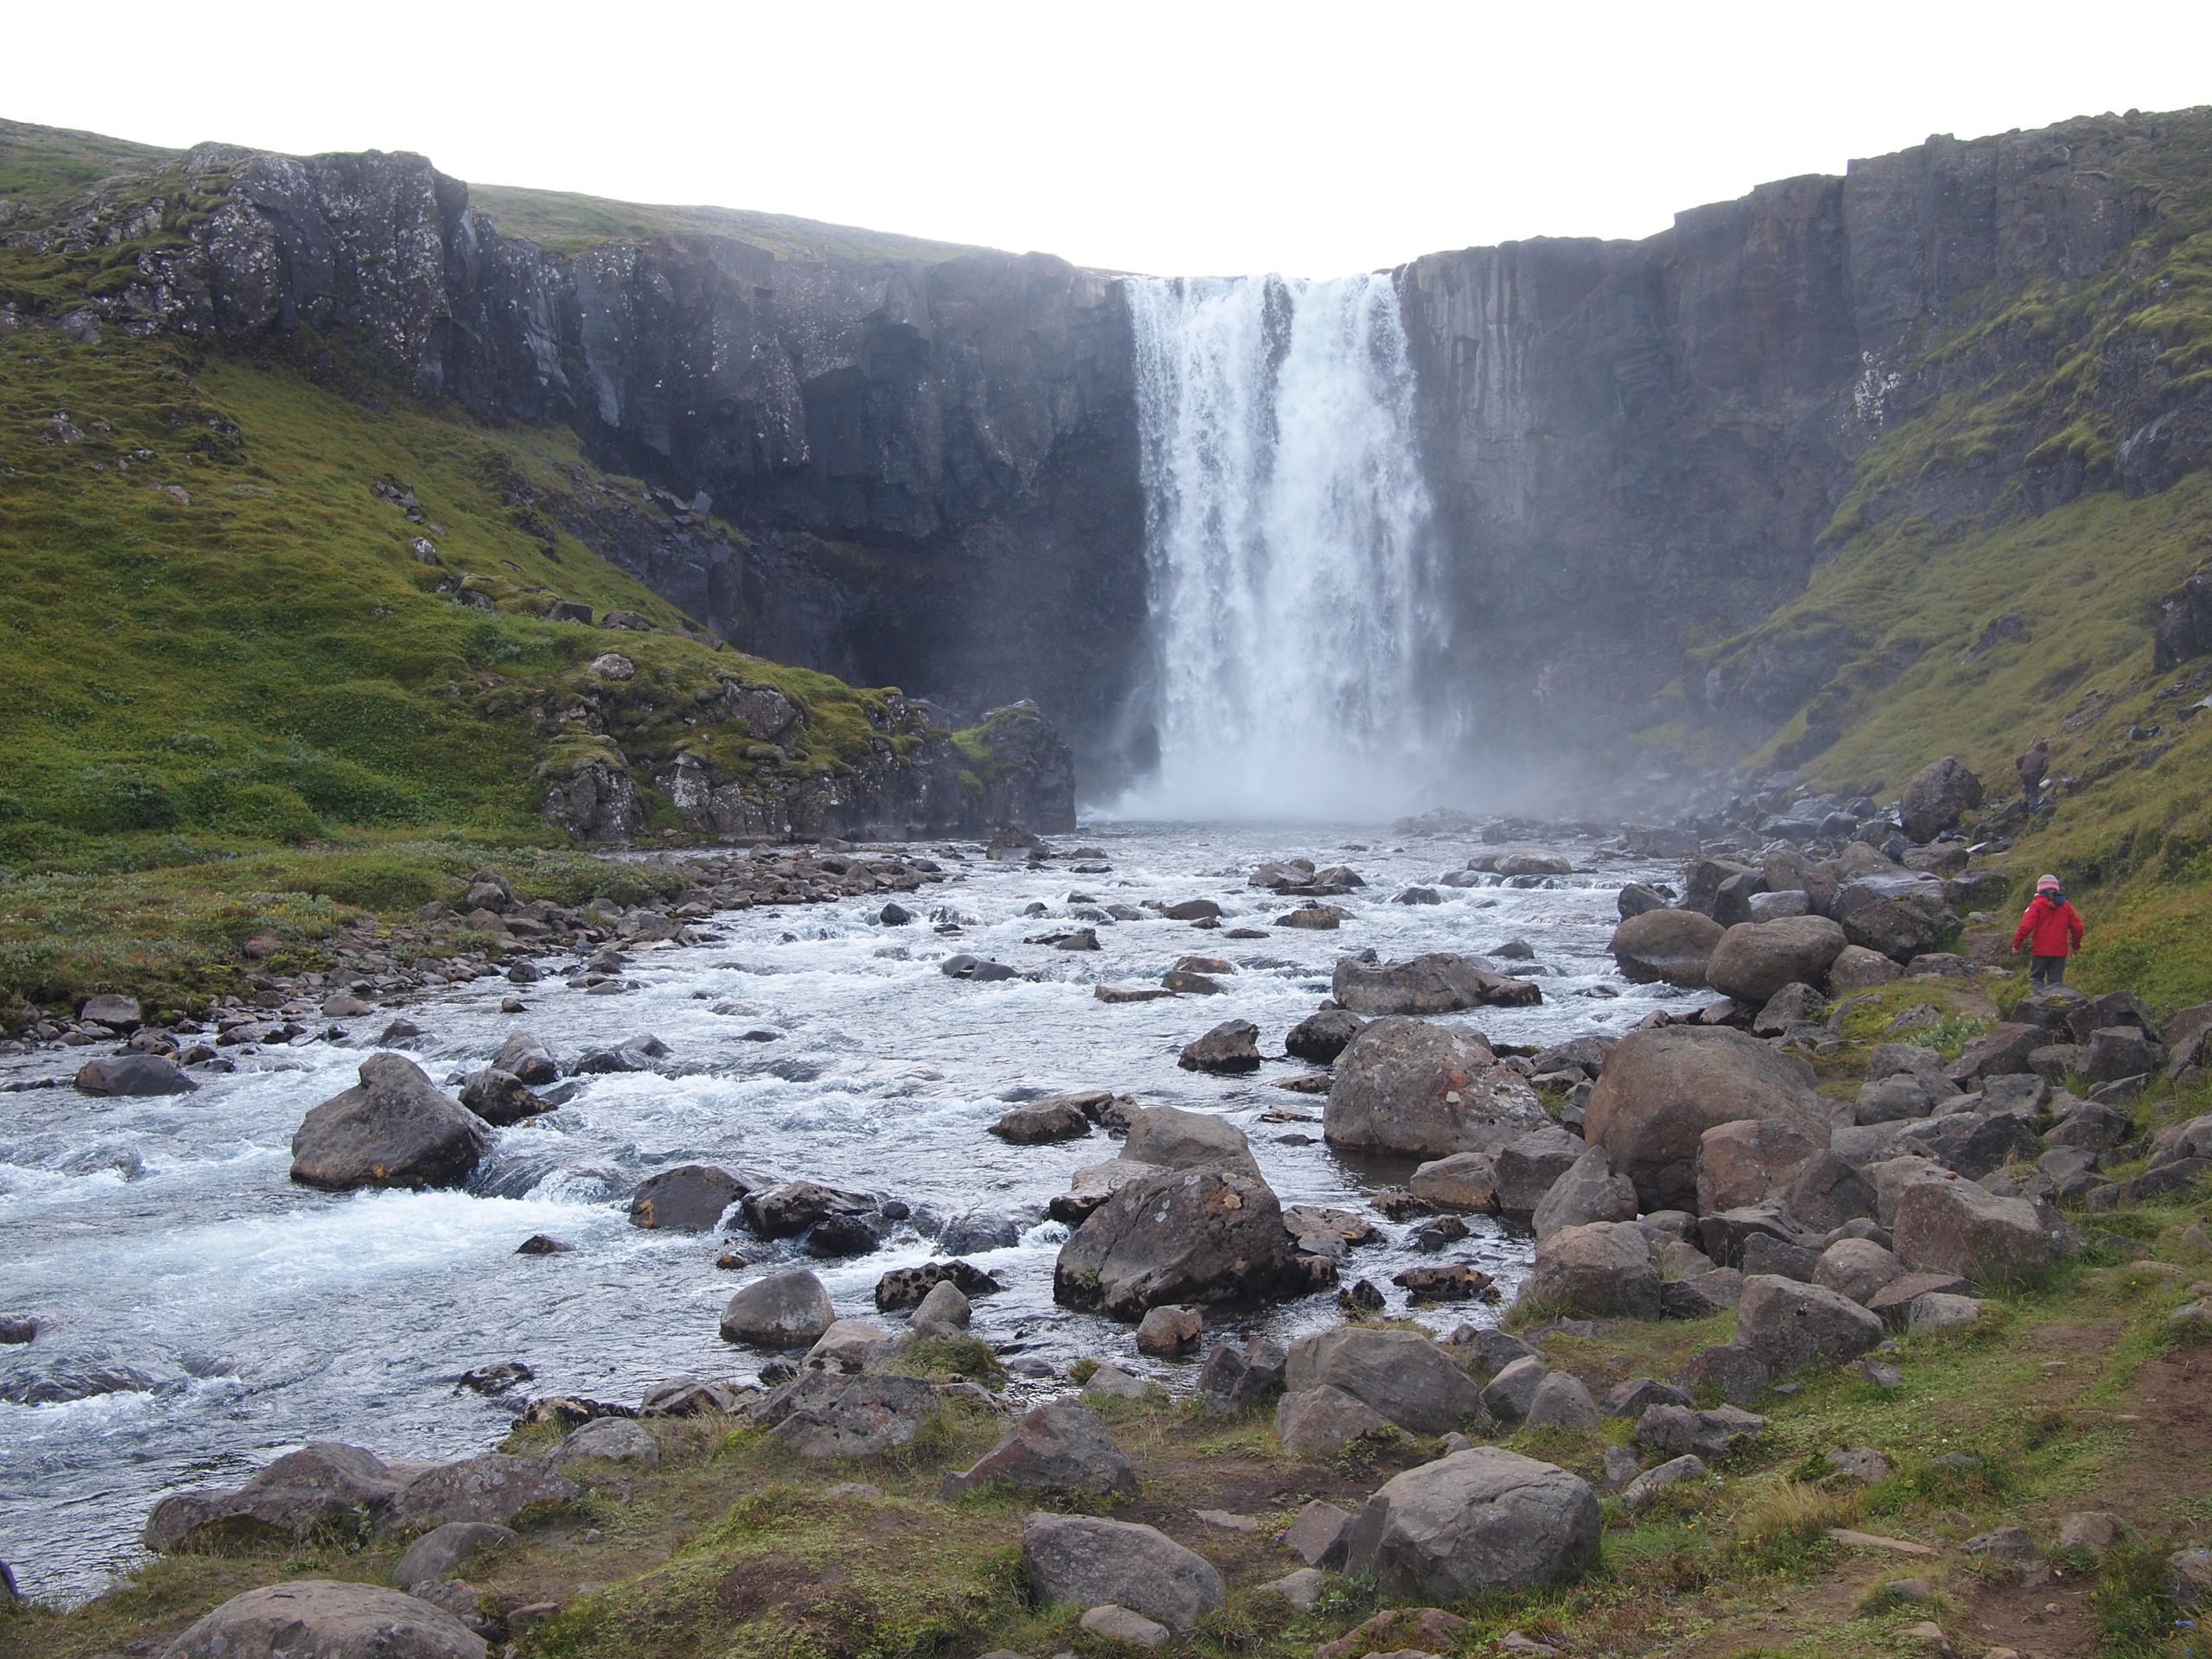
left=0, top=823, right=1689, bottom=1604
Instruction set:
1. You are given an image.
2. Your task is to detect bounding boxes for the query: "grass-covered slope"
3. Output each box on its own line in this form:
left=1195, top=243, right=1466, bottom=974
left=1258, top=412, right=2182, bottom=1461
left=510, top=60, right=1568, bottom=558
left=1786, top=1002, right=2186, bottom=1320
left=0, top=322, right=931, bottom=1009
left=0, top=117, right=988, bottom=265
left=1670, top=124, right=2212, bottom=1012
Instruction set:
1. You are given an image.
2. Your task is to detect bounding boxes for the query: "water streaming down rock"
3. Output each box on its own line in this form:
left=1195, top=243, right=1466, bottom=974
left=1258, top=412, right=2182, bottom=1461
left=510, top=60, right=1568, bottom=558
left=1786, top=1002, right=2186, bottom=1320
left=1119, top=273, right=1446, bottom=819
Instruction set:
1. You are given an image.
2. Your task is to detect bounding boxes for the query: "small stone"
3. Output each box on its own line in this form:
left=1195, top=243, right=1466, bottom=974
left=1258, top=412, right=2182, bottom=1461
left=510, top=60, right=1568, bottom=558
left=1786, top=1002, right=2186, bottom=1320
left=1620, top=1453, right=1707, bottom=1510
left=1825, top=1446, right=1892, bottom=1483
left=1079, top=1605, right=1169, bottom=1648
left=1849, top=1358, right=1904, bottom=1390
left=1135, top=1305, right=1202, bottom=1358
left=1282, top=1498, right=1356, bottom=1568
left=1255, top=1567, right=1328, bottom=1610
left=2057, top=1511, right=2122, bottom=1554
left=1897, top=1619, right=1953, bottom=1653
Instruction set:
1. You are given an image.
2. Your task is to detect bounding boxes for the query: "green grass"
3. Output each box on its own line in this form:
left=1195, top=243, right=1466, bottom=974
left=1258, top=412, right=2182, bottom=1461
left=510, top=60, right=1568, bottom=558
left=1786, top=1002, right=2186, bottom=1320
left=0, top=306, right=991, bottom=1012
left=462, top=182, right=988, bottom=264
left=1649, top=115, right=2212, bottom=1016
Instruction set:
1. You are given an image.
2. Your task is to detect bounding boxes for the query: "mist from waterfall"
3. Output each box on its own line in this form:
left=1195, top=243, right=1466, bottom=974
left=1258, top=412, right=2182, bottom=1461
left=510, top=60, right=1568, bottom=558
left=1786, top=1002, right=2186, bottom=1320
left=1113, top=271, right=1445, bottom=821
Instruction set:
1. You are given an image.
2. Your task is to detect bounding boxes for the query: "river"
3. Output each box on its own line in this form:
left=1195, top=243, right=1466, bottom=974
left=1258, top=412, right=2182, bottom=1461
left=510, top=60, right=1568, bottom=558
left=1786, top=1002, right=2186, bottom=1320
left=0, top=821, right=1692, bottom=1604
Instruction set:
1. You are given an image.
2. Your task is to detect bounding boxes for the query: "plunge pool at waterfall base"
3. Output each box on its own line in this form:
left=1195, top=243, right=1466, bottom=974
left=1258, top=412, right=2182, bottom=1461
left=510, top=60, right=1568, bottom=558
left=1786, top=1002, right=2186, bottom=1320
left=0, top=821, right=1701, bottom=1605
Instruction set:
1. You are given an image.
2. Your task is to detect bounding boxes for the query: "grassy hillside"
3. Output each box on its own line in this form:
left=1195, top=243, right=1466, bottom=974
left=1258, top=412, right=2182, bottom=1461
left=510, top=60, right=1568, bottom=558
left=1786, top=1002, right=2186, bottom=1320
left=0, top=322, right=929, bottom=1011
left=463, top=181, right=987, bottom=264
left=1669, top=142, right=2212, bottom=1014
left=0, top=117, right=986, bottom=264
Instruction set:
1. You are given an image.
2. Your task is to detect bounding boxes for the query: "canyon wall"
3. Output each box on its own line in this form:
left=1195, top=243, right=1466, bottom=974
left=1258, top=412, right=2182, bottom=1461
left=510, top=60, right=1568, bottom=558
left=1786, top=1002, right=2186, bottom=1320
left=72, top=141, right=1147, bottom=760
left=36, top=108, right=2212, bottom=791
left=1396, top=107, right=2212, bottom=766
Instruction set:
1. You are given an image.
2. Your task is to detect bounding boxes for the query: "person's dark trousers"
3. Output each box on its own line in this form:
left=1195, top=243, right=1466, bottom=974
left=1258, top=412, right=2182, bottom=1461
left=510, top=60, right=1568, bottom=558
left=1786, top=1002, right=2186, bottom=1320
left=2031, top=954, right=2067, bottom=988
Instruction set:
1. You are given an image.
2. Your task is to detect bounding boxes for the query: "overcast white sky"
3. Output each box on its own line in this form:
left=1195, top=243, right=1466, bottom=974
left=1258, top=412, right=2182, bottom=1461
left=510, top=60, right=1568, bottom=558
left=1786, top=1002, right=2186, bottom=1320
left=10, top=1, right=2211, bottom=276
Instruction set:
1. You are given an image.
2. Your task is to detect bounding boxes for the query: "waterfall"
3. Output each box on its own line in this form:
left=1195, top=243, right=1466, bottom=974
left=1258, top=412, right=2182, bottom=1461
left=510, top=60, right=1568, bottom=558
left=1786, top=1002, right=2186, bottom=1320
left=1118, top=271, right=1444, bottom=821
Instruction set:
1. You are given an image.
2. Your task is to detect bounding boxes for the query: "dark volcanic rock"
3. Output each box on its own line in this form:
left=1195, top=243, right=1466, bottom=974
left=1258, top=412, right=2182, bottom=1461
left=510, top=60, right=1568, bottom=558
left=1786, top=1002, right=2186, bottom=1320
left=73, top=1053, right=197, bottom=1096
left=289, top=1055, right=490, bottom=1192
left=1178, top=1019, right=1262, bottom=1074
left=1286, top=1007, right=1366, bottom=1064
left=1332, top=952, right=1541, bottom=1014
left=628, top=1166, right=749, bottom=1232
left=1052, top=1165, right=1307, bottom=1319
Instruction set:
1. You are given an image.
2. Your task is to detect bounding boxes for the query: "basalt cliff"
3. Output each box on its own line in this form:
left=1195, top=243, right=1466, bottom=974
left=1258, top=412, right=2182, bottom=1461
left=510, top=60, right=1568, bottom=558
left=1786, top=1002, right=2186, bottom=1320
left=7, top=108, right=2212, bottom=798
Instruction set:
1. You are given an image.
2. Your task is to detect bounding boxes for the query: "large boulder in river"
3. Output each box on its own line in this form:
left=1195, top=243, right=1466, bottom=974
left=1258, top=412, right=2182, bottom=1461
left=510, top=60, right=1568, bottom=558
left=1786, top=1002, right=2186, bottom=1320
left=73, top=1053, right=197, bottom=1096
left=1332, top=952, right=1540, bottom=1014
left=1704, top=917, right=1848, bottom=1007
left=493, top=1031, right=559, bottom=1084
left=1608, top=910, right=1725, bottom=987
left=1122, top=1103, right=1259, bottom=1175
left=289, top=1055, right=490, bottom=1191
left=1283, top=1327, right=1484, bottom=1434
left=1287, top=1007, right=1366, bottom=1063
left=1898, top=755, right=1985, bottom=842
left=1832, top=870, right=1957, bottom=963
left=1178, top=1019, right=1262, bottom=1073
left=1053, top=1165, right=1307, bottom=1319
left=719, top=1268, right=836, bottom=1347
left=628, top=1165, right=748, bottom=1231
left=1344, top=1448, right=1600, bottom=1601
left=160, top=1581, right=485, bottom=1659
left=1584, top=1026, right=1824, bottom=1211
left=1325, top=1017, right=1548, bottom=1159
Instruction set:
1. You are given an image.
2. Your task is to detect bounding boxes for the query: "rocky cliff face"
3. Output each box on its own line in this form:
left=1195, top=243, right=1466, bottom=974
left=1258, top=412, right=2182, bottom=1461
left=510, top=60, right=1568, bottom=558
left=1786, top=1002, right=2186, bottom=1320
left=56, top=142, right=1145, bottom=766
left=22, top=110, right=2212, bottom=797
left=1396, top=108, right=2212, bottom=768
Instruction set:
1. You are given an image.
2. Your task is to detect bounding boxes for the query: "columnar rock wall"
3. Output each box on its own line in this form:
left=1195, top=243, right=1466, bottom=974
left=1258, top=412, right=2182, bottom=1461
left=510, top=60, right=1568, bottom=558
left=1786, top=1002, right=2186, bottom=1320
left=93, top=143, right=1146, bottom=764
left=1395, top=109, right=2212, bottom=766
left=57, top=109, right=2212, bottom=788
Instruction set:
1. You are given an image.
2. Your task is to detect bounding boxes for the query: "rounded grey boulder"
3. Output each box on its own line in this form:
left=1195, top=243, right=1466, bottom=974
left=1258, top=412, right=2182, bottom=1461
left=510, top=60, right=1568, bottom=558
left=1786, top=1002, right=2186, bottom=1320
left=1282, top=1326, right=1484, bottom=1435
left=159, top=1580, right=486, bottom=1659
left=1583, top=1025, right=1824, bottom=1212
left=1325, top=1016, right=1547, bottom=1159
left=1344, top=1447, right=1599, bottom=1600
left=1518, top=1221, right=1662, bottom=1319
left=74, top=1053, right=198, bottom=1096
left=1703, top=917, right=1848, bottom=1007
left=1052, top=1164, right=1306, bottom=1319
left=940, top=1400, right=1137, bottom=1497
left=549, top=1417, right=660, bottom=1469
left=393, top=1522, right=517, bottom=1592
left=1608, top=909, right=1724, bottom=988
left=289, top=1054, right=490, bottom=1192
left=720, top=1268, right=836, bottom=1347
left=1021, top=1512, right=1226, bottom=1632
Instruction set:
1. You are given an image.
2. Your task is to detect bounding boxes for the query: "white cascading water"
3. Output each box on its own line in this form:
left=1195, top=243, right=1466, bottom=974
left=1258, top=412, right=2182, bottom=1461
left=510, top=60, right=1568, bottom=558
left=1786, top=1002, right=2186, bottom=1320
left=1117, top=271, right=1443, bottom=820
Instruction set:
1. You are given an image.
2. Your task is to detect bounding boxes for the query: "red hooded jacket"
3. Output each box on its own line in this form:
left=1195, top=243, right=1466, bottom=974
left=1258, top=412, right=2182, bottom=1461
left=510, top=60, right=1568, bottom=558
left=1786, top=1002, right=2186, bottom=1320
left=2012, top=894, right=2084, bottom=957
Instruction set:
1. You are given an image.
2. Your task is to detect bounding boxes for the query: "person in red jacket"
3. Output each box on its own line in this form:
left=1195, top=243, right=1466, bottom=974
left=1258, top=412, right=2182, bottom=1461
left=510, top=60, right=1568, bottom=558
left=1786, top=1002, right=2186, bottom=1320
left=2012, top=874, right=2085, bottom=988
